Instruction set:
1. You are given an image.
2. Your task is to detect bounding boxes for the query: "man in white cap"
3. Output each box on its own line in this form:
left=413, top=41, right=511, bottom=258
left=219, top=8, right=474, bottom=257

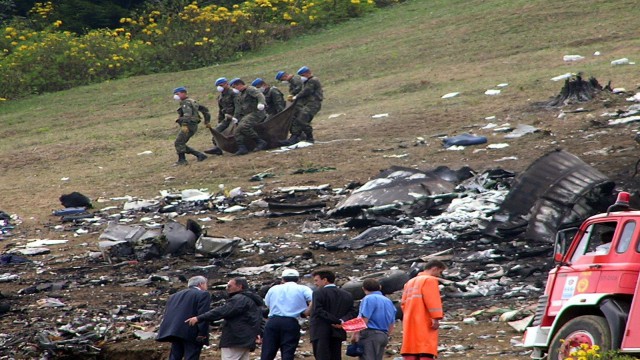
left=260, top=269, right=313, bottom=360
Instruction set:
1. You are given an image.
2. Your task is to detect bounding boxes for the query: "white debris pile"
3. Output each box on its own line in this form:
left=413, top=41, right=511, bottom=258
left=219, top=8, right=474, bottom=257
left=410, top=190, right=507, bottom=241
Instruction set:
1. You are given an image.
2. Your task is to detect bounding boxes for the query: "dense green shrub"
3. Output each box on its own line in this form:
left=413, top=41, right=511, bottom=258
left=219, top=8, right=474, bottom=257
left=0, top=0, right=381, bottom=100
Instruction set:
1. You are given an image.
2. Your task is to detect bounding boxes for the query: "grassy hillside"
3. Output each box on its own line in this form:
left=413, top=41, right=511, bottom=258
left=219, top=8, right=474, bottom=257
left=1, top=0, right=640, bottom=221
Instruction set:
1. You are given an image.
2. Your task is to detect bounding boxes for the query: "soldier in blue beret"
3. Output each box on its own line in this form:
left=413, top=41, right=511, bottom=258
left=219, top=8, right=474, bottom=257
left=252, top=78, right=286, bottom=120
left=274, top=70, right=303, bottom=99
left=280, top=66, right=323, bottom=145
left=204, top=77, right=240, bottom=155
left=172, top=87, right=210, bottom=165
left=229, top=78, right=268, bottom=155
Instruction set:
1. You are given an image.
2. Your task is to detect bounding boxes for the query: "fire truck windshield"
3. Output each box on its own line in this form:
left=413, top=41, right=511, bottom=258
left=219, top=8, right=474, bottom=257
left=569, top=221, right=617, bottom=263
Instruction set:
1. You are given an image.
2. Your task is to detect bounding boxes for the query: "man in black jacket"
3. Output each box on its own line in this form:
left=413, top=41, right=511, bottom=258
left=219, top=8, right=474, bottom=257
left=186, top=277, right=264, bottom=360
left=157, top=276, right=211, bottom=360
left=309, top=269, right=357, bottom=360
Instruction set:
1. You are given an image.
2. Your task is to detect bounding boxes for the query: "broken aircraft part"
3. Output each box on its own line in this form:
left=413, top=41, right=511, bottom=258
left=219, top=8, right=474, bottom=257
left=483, top=149, right=615, bottom=242
left=331, top=166, right=464, bottom=217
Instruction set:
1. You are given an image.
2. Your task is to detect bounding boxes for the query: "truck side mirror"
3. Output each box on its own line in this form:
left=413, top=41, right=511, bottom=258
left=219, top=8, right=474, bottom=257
left=553, top=252, right=564, bottom=262
left=554, top=227, right=579, bottom=264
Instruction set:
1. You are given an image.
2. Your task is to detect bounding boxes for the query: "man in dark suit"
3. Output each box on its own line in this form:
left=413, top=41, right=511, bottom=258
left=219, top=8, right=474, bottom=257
left=309, top=269, right=357, bottom=360
left=157, top=276, right=211, bottom=360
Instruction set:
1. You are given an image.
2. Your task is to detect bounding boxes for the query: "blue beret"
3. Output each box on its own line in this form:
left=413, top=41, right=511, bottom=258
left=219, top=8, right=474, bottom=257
left=214, top=77, right=227, bottom=86
left=251, top=78, right=264, bottom=87
left=229, top=77, right=242, bottom=86
left=296, top=66, right=310, bottom=75
left=173, top=86, right=187, bottom=93
left=275, top=71, right=286, bottom=81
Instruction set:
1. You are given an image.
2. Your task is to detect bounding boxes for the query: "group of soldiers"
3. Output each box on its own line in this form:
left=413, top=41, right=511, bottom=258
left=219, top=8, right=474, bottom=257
left=171, top=66, right=324, bottom=165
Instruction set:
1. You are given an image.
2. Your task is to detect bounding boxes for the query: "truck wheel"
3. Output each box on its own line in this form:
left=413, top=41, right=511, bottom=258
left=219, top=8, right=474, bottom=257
left=547, top=315, right=611, bottom=360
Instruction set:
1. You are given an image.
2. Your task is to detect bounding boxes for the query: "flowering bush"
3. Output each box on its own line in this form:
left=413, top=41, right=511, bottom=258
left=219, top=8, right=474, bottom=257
left=563, top=343, right=602, bottom=360
left=558, top=341, right=637, bottom=360
left=0, top=0, right=382, bottom=99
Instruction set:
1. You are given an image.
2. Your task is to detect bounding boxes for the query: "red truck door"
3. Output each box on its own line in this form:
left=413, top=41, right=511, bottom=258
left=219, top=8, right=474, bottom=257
left=547, top=221, right=619, bottom=316
left=621, top=274, right=640, bottom=350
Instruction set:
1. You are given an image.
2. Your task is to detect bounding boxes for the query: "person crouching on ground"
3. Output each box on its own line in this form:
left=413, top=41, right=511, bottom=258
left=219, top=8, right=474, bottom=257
left=228, top=78, right=268, bottom=155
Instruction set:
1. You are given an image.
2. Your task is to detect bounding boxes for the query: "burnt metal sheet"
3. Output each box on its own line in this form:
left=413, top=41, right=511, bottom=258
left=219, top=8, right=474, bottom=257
left=163, top=221, right=197, bottom=255
left=195, top=236, right=240, bottom=257
left=331, top=166, right=457, bottom=217
left=324, top=225, right=399, bottom=250
left=484, top=149, right=615, bottom=242
left=99, top=223, right=160, bottom=243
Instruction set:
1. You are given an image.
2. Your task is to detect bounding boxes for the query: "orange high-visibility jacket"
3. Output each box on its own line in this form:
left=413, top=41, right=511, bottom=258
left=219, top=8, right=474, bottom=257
left=400, top=272, right=443, bottom=356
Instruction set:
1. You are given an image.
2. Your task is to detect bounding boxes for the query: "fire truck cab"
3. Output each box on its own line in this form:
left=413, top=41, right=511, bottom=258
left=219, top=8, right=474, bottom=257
left=523, top=192, right=640, bottom=359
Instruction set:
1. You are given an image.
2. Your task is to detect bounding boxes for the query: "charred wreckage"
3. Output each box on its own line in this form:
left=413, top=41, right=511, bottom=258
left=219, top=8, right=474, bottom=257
left=0, top=149, right=626, bottom=358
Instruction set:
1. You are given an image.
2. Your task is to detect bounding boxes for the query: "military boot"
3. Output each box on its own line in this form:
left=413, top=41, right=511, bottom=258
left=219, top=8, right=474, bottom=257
left=305, top=130, right=315, bottom=143
left=254, top=139, right=268, bottom=151
left=204, top=147, right=223, bottom=155
left=279, top=134, right=300, bottom=146
left=234, top=144, right=249, bottom=156
left=173, top=153, right=188, bottom=166
left=186, top=148, right=207, bottom=161
left=194, top=152, right=207, bottom=162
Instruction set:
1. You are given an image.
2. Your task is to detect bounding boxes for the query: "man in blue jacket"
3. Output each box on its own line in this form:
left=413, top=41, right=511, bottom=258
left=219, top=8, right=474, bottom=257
left=186, top=277, right=264, bottom=360
left=156, top=276, right=211, bottom=360
left=350, top=278, right=396, bottom=360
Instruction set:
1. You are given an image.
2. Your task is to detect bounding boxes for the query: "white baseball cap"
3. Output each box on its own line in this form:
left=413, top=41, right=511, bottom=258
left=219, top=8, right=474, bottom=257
left=282, top=269, right=299, bottom=277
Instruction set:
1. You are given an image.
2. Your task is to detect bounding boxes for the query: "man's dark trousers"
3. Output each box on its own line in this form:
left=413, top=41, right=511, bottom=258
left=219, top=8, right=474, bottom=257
left=169, top=340, right=202, bottom=360
left=312, top=337, right=342, bottom=360
left=261, top=316, right=301, bottom=360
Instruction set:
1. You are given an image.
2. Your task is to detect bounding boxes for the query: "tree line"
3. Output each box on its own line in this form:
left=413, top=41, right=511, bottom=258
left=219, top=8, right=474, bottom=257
left=0, top=0, right=243, bottom=33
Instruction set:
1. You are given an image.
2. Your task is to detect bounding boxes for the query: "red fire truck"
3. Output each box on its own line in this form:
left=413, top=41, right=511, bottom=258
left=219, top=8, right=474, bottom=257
left=523, top=191, right=640, bottom=359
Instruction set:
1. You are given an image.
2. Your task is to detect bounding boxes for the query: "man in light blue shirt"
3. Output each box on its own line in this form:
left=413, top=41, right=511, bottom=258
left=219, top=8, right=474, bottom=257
left=261, top=269, right=312, bottom=360
left=351, top=278, right=396, bottom=360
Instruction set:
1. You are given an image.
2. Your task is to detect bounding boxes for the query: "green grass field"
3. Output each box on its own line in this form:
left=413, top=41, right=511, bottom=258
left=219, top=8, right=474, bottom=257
left=1, top=0, right=639, bottom=220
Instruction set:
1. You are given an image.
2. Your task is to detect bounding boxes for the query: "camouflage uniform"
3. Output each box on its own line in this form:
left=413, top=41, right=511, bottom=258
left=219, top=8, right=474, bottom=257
left=235, top=86, right=267, bottom=146
left=287, top=75, right=304, bottom=96
left=284, top=75, right=304, bottom=136
left=175, top=98, right=210, bottom=156
left=291, top=76, right=323, bottom=139
left=264, top=86, right=286, bottom=119
left=216, top=88, right=239, bottom=132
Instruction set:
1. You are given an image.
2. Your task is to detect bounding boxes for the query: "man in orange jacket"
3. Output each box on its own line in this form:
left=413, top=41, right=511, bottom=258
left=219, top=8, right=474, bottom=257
left=400, top=260, right=447, bottom=360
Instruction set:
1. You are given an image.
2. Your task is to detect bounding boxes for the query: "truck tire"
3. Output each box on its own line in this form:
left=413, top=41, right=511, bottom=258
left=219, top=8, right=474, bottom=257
left=547, top=315, right=611, bottom=360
